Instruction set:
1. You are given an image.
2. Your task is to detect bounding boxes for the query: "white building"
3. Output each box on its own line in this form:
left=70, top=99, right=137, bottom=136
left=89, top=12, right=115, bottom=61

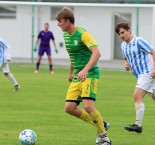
left=0, top=2, right=155, bottom=62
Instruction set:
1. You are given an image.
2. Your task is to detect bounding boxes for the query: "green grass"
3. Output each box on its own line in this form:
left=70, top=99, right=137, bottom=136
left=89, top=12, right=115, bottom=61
left=0, top=63, right=155, bottom=145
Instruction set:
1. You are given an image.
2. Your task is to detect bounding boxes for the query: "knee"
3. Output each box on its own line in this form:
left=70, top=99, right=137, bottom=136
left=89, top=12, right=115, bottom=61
left=48, top=57, right=51, bottom=60
left=83, top=105, right=93, bottom=114
left=37, top=57, right=42, bottom=62
left=48, top=58, right=52, bottom=62
left=64, top=105, right=74, bottom=115
left=134, top=93, right=143, bottom=102
left=134, top=97, right=141, bottom=102
left=152, top=93, right=155, bottom=101
left=152, top=97, right=155, bottom=101
left=37, top=59, right=41, bottom=62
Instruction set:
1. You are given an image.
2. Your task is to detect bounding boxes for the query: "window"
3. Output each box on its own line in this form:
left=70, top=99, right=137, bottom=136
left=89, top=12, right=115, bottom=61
left=0, top=6, right=16, bottom=19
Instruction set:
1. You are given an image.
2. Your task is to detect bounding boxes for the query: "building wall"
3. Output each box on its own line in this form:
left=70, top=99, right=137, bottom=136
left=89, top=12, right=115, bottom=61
left=0, top=5, right=154, bottom=61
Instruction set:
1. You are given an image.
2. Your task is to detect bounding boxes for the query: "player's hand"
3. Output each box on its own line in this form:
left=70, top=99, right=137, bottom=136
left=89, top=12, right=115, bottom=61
left=68, top=74, right=73, bottom=83
left=33, top=45, right=37, bottom=52
left=77, top=69, right=88, bottom=82
left=124, top=62, right=130, bottom=71
left=125, top=66, right=130, bottom=71
left=54, top=46, right=58, bottom=54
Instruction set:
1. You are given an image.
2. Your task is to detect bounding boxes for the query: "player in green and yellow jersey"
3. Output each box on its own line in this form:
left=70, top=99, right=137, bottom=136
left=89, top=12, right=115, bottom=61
left=64, top=27, right=100, bottom=83
left=56, top=7, right=112, bottom=145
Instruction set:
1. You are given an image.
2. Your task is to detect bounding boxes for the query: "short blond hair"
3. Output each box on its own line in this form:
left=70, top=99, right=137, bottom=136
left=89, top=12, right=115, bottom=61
left=56, top=7, right=75, bottom=24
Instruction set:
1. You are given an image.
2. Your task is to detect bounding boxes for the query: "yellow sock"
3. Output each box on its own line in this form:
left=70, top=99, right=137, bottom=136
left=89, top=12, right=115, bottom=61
left=79, top=109, right=95, bottom=126
left=90, top=110, right=105, bottom=133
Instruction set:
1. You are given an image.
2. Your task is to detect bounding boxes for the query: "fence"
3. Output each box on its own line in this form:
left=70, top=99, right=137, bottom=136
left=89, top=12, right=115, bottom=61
left=0, top=1, right=155, bottom=63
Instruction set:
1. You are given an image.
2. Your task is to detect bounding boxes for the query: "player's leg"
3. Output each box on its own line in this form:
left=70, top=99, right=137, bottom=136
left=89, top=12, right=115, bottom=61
left=125, top=74, right=154, bottom=133
left=151, top=82, right=155, bottom=100
left=35, top=56, right=42, bottom=73
left=82, top=99, right=111, bottom=144
left=2, top=63, right=20, bottom=91
left=65, top=101, right=109, bottom=129
left=65, top=81, right=111, bottom=144
left=82, top=99, right=103, bottom=131
left=65, top=81, right=96, bottom=125
left=152, top=90, right=155, bottom=100
left=125, top=87, right=146, bottom=133
left=65, top=102, right=84, bottom=117
left=81, top=78, right=111, bottom=144
left=81, top=78, right=104, bottom=131
left=65, top=101, right=96, bottom=125
left=45, top=47, right=53, bottom=74
left=134, top=88, right=146, bottom=127
left=35, top=47, right=44, bottom=73
left=47, top=55, right=54, bottom=74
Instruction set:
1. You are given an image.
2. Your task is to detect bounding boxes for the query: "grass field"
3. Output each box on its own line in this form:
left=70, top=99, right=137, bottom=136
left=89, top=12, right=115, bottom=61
left=0, top=63, right=155, bottom=145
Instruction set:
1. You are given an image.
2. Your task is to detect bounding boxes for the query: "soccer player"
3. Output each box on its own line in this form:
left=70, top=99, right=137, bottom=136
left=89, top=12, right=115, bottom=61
left=115, top=23, right=155, bottom=133
left=0, top=38, right=20, bottom=91
left=34, top=23, right=58, bottom=74
left=56, top=7, right=112, bottom=145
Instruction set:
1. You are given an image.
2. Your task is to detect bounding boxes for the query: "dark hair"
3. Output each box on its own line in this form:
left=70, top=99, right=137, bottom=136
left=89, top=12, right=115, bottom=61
left=56, top=7, right=75, bottom=24
left=115, top=23, right=130, bottom=34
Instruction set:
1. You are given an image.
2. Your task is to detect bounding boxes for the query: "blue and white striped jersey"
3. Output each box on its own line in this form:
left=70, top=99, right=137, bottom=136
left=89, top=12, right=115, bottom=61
left=0, top=38, right=11, bottom=65
left=121, top=36, right=154, bottom=78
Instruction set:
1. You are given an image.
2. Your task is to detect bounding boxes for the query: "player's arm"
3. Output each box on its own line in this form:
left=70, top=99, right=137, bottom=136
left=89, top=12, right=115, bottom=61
left=84, top=46, right=101, bottom=71
left=121, top=42, right=130, bottom=71
left=77, top=32, right=101, bottom=81
left=33, top=38, right=39, bottom=52
left=150, top=50, right=155, bottom=78
left=68, top=62, right=74, bottom=82
left=34, top=31, right=42, bottom=52
left=35, top=38, right=39, bottom=45
left=124, top=58, right=130, bottom=71
left=1, top=39, right=11, bottom=62
left=6, top=45, right=11, bottom=62
left=52, top=40, right=58, bottom=54
left=138, top=38, right=155, bottom=77
left=50, top=32, right=58, bottom=53
left=77, top=47, right=100, bottom=81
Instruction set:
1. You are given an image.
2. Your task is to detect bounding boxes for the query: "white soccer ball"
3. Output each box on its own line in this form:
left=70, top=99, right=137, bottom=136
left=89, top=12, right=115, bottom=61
left=19, top=129, right=37, bottom=145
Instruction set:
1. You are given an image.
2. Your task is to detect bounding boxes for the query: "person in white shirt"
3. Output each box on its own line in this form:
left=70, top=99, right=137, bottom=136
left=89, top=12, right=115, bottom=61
left=115, top=23, right=155, bottom=133
left=0, top=38, right=20, bottom=91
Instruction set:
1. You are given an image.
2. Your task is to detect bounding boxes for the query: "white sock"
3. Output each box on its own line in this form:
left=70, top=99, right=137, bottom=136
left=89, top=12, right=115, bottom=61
left=135, top=102, right=145, bottom=127
left=7, top=73, right=18, bottom=86
left=100, top=132, right=110, bottom=142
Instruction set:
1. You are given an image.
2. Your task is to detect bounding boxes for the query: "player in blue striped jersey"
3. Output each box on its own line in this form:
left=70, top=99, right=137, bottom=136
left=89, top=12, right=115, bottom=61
left=0, top=38, right=20, bottom=91
left=116, top=23, right=155, bottom=133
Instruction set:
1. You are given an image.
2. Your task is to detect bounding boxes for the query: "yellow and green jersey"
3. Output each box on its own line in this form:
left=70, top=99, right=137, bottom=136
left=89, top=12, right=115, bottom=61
left=63, top=27, right=99, bottom=82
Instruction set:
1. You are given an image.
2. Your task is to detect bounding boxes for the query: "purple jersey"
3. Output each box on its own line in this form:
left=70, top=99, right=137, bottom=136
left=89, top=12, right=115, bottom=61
left=38, top=30, right=54, bottom=47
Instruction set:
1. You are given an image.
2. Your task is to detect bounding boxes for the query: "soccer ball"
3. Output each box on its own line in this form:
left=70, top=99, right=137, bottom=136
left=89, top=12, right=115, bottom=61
left=19, top=129, right=37, bottom=145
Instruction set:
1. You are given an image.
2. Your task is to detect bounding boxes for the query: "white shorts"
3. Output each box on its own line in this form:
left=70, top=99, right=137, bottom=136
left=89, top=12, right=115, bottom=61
left=0, top=63, right=10, bottom=73
left=136, top=73, right=155, bottom=93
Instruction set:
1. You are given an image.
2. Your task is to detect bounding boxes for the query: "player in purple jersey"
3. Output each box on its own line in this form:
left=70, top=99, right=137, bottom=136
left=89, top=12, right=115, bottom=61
left=115, top=23, right=155, bottom=133
left=34, top=23, right=58, bottom=74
